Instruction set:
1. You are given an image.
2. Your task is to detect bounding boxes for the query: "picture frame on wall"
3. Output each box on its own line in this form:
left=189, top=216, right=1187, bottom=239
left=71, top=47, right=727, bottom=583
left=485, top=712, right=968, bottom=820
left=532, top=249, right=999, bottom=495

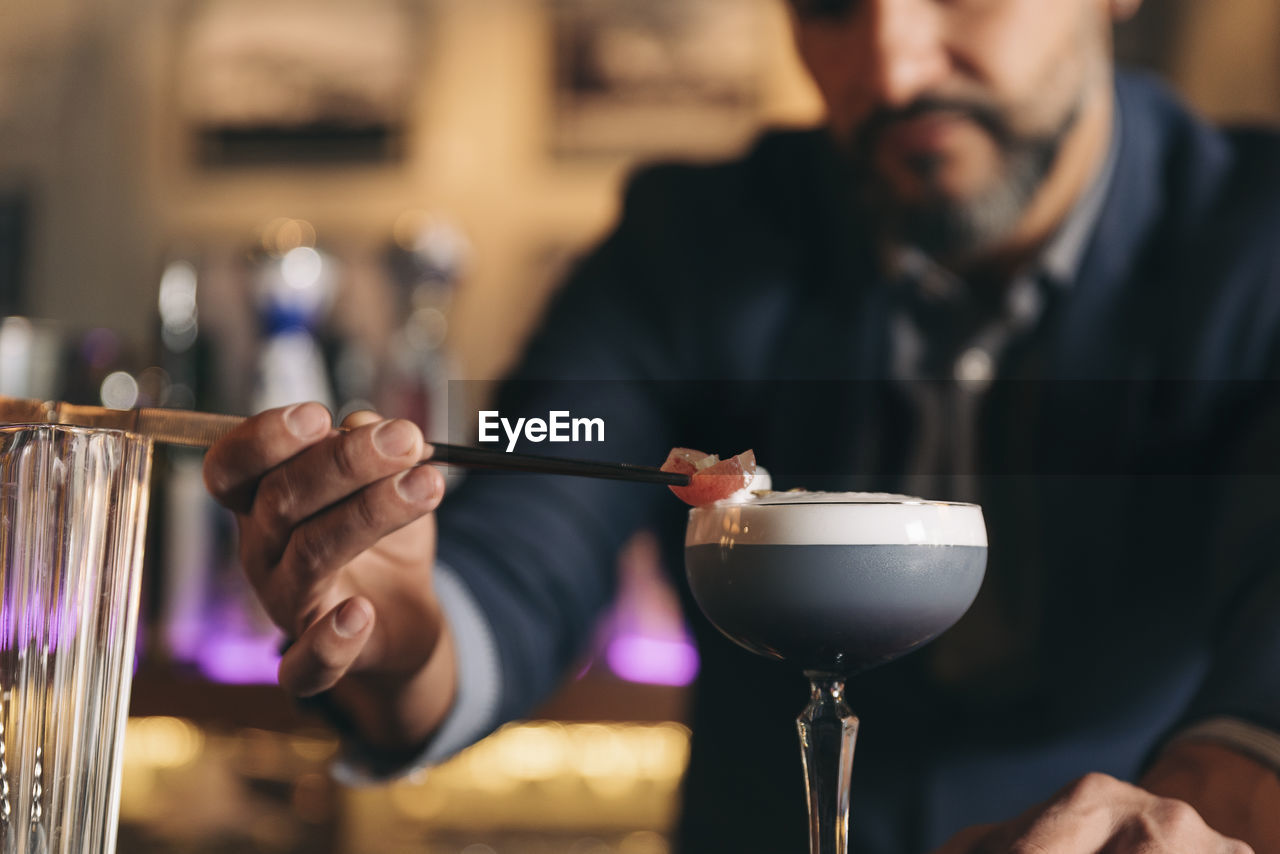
left=549, top=0, right=769, bottom=159
left=176, top=0, right=423, bottom=167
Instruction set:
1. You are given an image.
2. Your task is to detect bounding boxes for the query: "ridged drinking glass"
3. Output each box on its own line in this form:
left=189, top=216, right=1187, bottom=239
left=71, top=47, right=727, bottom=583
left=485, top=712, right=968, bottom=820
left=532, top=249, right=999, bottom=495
left=0, top=425, right=152, bottom=854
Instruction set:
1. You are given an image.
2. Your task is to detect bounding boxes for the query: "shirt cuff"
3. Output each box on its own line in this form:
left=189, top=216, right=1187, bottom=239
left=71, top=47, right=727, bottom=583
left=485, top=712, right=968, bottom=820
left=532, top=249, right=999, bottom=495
left=1162, top=716, right=1280, bottom=774
left=331, top=561, right=503, bottom=785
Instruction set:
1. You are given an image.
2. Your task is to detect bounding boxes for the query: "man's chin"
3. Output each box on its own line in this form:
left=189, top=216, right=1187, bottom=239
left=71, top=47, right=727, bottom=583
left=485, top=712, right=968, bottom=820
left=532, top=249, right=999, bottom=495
left=869, top=153, right=1044, bottom=256
left=882, top=204, right=987, bottom=259
left=880, top=150, right=1003, bottom=206
left=871, top=176, right=1013, bottom=258
left=879, top=182, right=990, bottom=231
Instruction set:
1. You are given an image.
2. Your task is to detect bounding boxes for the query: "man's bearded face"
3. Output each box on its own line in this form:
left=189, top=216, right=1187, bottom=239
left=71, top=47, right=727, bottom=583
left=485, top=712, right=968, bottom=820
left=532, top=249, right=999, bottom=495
left=847, top=91, right=1080, bottom=258
left=790, top=0, right=1112, bottom=259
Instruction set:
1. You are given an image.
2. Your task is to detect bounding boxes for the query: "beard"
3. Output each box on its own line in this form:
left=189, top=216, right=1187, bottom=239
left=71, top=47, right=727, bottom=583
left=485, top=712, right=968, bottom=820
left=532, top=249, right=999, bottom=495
left=847, top=94, right=1081, bottom=260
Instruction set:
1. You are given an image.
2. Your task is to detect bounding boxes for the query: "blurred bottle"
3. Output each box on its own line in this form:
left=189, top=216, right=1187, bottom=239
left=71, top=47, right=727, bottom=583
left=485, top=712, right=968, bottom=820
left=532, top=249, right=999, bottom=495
left=0, top=315, right=66, bottom=399
left=250, top=241, right=338, bottom=414
left=150, top=256, right=226, bottom=670
left=380, top=213, right=467, bottom=449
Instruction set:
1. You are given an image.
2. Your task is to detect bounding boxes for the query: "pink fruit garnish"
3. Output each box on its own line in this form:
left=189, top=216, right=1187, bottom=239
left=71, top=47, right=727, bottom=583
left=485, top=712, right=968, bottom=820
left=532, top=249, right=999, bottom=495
left=661, top=447, right=756, bottom=507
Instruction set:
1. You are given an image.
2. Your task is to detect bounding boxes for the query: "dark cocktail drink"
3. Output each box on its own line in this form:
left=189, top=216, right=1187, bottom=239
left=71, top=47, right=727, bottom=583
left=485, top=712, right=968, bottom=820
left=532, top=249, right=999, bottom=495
left=685, top=492, right=987, bottom=854
left=686, top=493, right=987, bottom=673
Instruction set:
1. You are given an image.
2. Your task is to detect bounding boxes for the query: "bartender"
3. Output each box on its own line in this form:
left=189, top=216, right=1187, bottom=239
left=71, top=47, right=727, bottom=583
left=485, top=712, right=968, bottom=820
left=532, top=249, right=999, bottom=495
left=203, top=0, right=1280, bottom=851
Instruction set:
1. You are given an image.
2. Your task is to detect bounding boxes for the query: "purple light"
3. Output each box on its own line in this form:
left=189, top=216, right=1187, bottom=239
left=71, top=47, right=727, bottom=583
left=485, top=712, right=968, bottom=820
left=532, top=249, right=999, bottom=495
left=80, top=327, right=122, bottom=371
left=164, top=612, right=205, bottom=665
left=193, top=635, right=281, bottom=685
left=605, top=634, right=699, bottom=687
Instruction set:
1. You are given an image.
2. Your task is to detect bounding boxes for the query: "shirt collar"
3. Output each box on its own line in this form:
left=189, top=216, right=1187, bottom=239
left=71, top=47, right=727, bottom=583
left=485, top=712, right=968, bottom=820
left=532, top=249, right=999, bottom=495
left=1039, top=107, right=1121, bottom=287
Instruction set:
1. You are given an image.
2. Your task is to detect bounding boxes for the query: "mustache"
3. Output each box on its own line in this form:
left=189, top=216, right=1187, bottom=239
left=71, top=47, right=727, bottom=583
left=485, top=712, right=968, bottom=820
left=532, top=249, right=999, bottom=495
left=851, top=96, right=1014, bottom=155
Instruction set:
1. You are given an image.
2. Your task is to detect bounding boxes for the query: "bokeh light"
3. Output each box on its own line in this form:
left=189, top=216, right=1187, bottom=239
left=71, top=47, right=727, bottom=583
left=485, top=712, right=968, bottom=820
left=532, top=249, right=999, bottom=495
left=100, top=370, right=139, bottom=409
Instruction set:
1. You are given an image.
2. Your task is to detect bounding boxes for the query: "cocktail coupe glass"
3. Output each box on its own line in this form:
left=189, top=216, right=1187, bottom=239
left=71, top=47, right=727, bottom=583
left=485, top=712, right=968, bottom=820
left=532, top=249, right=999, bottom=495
left=0, top=425, right=153, bottom=854
left=685, top=493, right=987, bottom=854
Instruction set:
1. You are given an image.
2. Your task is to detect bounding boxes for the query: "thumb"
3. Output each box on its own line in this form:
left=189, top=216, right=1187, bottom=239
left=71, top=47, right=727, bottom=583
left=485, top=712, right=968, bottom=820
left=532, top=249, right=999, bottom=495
left=279, top=597, right=375, bottom=697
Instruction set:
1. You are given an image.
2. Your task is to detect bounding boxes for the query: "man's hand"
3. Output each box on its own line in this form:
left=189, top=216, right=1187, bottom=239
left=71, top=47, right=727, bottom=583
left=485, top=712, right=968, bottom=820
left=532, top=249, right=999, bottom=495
left=931, top=772, right=1254, bottom=854
left=203, top=403, right=455, bottom=754
left=1143, top=740, right=1280, bottom=854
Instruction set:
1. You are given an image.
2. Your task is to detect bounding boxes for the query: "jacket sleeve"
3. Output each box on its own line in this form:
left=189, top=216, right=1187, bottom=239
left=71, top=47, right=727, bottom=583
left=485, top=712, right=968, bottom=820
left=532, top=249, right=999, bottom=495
left=430, top=166, right=707, bottom=744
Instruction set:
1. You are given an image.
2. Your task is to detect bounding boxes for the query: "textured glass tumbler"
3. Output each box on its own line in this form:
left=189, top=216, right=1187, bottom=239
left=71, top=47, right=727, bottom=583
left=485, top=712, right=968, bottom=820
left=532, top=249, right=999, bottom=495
left=0, top=426, right=152, bottom=854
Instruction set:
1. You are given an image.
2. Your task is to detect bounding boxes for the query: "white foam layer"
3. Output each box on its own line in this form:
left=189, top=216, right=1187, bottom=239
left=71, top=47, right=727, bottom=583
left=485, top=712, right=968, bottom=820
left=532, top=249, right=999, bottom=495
left=738, top=490, right=920, bottom=505
left=718, top=466, right=773, bottom=504
left=686, top=491, right=987, bottom=547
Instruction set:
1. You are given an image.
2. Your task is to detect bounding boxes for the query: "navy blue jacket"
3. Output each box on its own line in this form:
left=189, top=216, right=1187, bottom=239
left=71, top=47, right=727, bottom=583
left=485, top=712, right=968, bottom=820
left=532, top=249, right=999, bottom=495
left=436, top=72, right=1280, bottom=853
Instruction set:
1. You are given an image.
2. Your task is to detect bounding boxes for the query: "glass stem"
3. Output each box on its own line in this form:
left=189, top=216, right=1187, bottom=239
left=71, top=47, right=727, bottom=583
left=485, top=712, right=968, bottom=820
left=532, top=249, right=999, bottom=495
left=797, top=673, right=859, bottom=854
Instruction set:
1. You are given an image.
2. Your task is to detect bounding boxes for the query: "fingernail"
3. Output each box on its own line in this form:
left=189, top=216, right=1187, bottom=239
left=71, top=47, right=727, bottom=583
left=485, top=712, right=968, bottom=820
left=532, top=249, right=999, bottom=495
left=373, top=419, right=418, bottom=457
left=285, top=404, right=331, bottom=439
left=333, top=599, right=371, bottom=639
left=395, top=466, right=437, bottom=502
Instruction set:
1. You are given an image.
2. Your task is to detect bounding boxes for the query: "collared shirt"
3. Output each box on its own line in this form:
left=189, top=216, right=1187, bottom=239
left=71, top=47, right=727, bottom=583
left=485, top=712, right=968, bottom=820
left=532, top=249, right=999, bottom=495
left=878, top=116, right=1123, bottom=703
left=888, top=119, right=1120, bottom=503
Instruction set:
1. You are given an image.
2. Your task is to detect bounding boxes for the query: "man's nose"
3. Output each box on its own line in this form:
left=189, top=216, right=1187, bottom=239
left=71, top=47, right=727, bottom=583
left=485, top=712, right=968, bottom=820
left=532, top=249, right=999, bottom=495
left=861, top=0, right=950, bottom=108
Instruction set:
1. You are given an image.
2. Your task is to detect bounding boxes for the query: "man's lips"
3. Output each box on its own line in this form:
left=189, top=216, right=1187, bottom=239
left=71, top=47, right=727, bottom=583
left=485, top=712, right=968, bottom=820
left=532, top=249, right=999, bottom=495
left=877, top=111, right=973, bottom=153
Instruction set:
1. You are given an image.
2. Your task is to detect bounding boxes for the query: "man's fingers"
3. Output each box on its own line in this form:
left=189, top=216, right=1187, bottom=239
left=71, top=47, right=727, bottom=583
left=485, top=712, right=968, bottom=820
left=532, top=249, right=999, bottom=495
left=271, top=464, right=444, bottom=627
left=931, top=772, right=1259, bottom=854
left=1003, top=773, right=1136, bottom=853
left=1099, top=798, right=1256, bottom=854
left=250, top=417, right=432, bottom=563
left=341, top=410, right=382, bottom=429
left=278, top=597, right=375, bottom=697
left=204, top=403, right=334, bottom=514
